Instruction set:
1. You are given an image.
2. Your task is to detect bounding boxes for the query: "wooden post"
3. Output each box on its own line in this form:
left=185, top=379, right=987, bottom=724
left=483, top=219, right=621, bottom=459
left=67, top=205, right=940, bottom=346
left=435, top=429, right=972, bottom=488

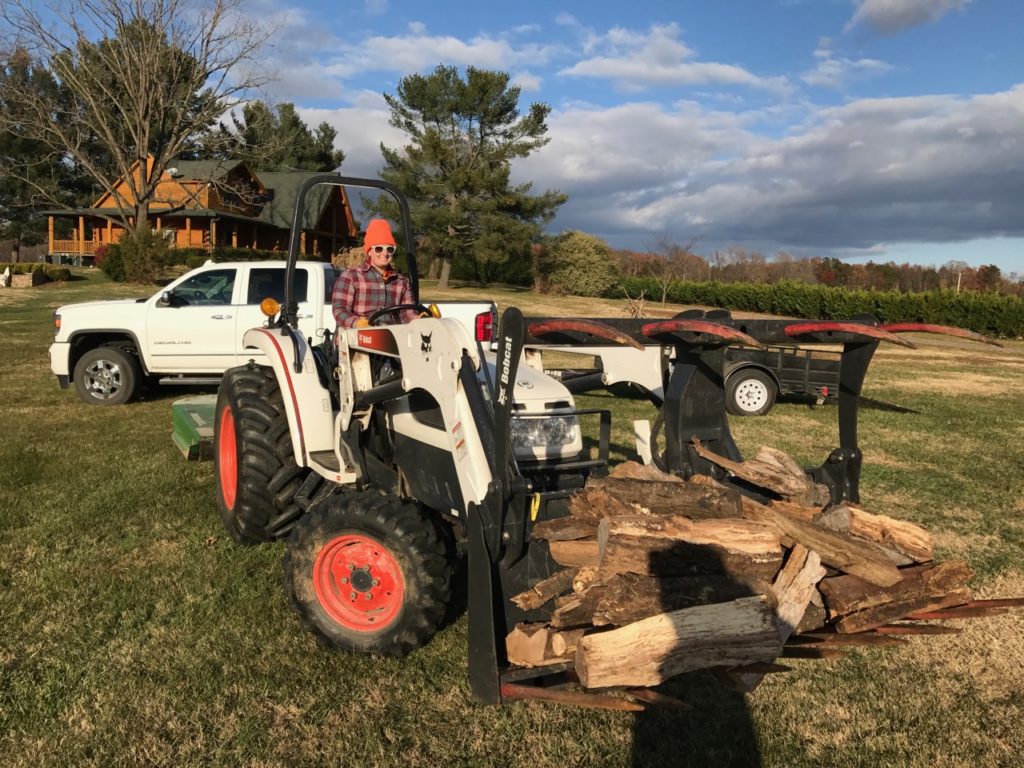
left=185, top=218, right=191, bottom=247
left=156, top=217, right=162, bottom=231
left=48, top=216, right=54, bottom=256
left=78, top=215, right=84, bottom=254
left=231, top=223, right=238, bottom=248
left=106, top=220, right=112, bottom=244
left=300, top=231, right=307, bottom=255
left=211, top=220, right=217, bottom=248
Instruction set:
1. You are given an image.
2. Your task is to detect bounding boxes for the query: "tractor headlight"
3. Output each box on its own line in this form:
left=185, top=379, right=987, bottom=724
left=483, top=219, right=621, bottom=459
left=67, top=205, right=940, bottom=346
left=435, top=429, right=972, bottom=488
left=511, top=415, right=578, bottom=449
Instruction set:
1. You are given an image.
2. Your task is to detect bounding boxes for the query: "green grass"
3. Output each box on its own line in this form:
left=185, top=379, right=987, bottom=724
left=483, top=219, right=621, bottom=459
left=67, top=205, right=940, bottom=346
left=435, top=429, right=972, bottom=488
left=2, top=270, right=1023, bottom=767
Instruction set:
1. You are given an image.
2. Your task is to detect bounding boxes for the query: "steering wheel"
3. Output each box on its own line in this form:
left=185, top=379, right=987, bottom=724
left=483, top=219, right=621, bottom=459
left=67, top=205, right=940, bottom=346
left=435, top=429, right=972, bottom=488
left=367, top=303, right=433, bottom=326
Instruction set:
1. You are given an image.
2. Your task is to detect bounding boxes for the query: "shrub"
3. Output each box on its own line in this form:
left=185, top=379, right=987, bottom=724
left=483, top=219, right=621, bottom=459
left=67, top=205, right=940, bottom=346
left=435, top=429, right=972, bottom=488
left=544, top=231, right=618, bottom=297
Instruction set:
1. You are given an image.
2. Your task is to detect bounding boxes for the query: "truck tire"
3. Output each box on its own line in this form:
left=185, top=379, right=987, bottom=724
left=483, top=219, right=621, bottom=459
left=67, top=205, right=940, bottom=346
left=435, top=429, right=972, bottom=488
left=73, top=344, right=140, bottom=405
left=284, top=491, right=451, bottom=657
left=215, top=364, right=309, bottom=544
left=725, top=368, right=777, bottom=417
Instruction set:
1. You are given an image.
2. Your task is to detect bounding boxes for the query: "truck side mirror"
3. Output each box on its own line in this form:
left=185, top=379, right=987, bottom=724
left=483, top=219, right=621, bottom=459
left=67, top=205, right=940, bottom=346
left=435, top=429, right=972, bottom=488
left=158, top=290, right=173, bottom=307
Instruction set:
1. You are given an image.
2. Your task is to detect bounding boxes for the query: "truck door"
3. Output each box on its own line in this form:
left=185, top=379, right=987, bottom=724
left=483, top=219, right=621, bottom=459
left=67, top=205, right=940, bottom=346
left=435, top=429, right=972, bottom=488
left=235, top=267, right=319, bottom=362
left=146, top=266, right=239, bottom=372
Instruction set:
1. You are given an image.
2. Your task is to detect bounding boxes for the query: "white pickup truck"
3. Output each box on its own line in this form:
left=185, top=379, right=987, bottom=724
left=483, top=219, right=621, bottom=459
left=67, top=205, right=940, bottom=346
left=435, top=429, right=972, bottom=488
left=49, top=260, right=498, bottom=406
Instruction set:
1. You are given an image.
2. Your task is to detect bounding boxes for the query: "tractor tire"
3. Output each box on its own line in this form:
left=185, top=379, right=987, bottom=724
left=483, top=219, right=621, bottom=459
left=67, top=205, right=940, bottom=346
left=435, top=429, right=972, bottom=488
left=283, top=491, right=451, bottom=657
left=725, top=368, right=777, bottom=417
left=215, top=364, right=310, bottom=544
left=73, top=344, right=141, bottom=405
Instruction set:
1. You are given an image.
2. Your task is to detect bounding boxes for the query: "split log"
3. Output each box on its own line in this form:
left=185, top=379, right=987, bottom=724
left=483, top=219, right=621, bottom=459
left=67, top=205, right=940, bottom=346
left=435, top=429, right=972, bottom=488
left=597, top=515, right=783, bottom=582
left=506, top=624, right=565, bottom=667
left=588, top=476, right=744, bottom=519
left=550, top=628, right=586, bottom=657
left=741, top=501, right=901, bottom=587
left=609, top=460, right=683, bottom=482
left=575, top=595, right=783, bottom=689
left=845, top=505, right=934, bottom=563
left=834, top=588, right=972, bottom=634
left=551, top=586, right=608, bottom=628
left=548, top=539, right=600, bottom=568
left=590, top=572, right=767, bottom=627
left=567, top=487, right=636, bottom=523
left=531, top=516, right=598, bottom=542
left=771, top=500, right=823, bottom=523
left=728, top=544, right=826, bottom=692
left=819, top=560, right=973, bottom=616
left=794, top=589, right=827, bottom=635
left=692, top=438, right=812, bottom=500
left=814, top=505, right=913, bottom=567
left=510, top=568, right=578, bottom=611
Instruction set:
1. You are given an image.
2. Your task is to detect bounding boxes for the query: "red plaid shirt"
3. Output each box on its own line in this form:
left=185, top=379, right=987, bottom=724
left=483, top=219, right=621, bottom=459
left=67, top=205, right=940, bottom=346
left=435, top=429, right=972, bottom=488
left=332, top=260, right=417, bottom=328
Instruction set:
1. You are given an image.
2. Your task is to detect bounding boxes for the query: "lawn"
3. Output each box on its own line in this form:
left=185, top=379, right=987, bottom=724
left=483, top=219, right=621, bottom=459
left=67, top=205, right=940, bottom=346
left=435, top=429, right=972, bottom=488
left=1, top=269, right=1022, bottom=767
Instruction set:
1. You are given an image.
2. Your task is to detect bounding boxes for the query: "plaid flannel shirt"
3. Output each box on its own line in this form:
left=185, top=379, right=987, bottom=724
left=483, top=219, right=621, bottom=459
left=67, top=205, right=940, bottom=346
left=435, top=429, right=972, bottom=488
left=331, top=260, right=417, bottom=328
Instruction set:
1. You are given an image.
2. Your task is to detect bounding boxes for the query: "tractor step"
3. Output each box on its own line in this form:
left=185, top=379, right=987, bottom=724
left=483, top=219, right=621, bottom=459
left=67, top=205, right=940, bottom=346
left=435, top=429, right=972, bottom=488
left=171, top=394, right=217, bottom=460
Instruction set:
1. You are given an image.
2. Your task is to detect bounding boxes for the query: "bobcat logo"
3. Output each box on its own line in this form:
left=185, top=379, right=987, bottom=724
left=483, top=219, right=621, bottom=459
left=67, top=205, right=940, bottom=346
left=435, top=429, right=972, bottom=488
left=420, top=332, right=432, bottom=354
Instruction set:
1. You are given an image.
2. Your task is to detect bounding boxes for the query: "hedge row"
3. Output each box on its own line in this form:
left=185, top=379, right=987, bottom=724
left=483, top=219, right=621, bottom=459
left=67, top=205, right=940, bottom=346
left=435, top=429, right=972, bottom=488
left=3, top=263, right=71, bottom=281
left=616, top=277, right=1024, bottom=338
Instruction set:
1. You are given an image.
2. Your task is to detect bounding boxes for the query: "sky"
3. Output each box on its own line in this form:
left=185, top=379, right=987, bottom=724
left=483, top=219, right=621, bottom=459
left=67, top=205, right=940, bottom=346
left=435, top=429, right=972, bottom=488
left=243, top=0, right=1024, bottom=274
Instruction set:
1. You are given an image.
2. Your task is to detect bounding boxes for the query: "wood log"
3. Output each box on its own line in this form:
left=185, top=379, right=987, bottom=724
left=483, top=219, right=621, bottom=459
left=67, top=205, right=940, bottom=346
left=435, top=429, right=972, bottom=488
left=590, top=572, right=767, bottom=627
left=510, top=568, right=578, bottom=611
left=548, top=539, right=600, bottom=568
left=550, top=628, right=586, bottom=657
left=567, top=487, right=636, bottom=523
left=741, top=500, right=901, bottom=587
left=845, top=505, right=934, bottom=563
left=609, top=460, right=683, bottom=482
left=572, top=566, right=599, bottom=594
left=794, top=589, right=827, bottom=635
left=814, top=504, right=913, bottom=567
left=819, top=560, right=973, bottom=616
left=551, top=586, right=608, bottom=628
left=835, top=587, right=973, bottom=634
left=531, top=516, right=598, bottom=542
left=597, top=514, right=783, bottom=581
left=506, top=623, right=566, bottom=667
left=575, top=595, right=783, bottom=689
left=728, top=544, right=826, bottom=692
left=771, top=500, right=822, bottom=523
left=587, top=476, right=744, bottom=519
left=692, top=438, right=810, bottom=499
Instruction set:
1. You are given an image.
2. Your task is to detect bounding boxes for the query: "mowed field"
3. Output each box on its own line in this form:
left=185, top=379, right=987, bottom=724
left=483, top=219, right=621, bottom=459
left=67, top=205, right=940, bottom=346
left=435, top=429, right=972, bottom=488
left=2, top=269, right=1023, bottom=768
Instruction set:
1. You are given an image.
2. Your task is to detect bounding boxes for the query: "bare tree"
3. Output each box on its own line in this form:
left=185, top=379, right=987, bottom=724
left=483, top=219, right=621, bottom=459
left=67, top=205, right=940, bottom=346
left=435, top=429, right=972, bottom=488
left=649, top=237, right=701, bottom=303
left=0, top=0, right=271, bottom=234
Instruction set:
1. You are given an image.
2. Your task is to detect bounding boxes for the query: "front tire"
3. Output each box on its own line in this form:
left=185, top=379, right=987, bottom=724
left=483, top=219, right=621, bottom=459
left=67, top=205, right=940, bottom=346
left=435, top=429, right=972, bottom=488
left=725, top=368, right=777, bottom=417
left=73, top=345, right=140, bottom=405
left=215, top=365, right=309, bottom=543
left=284, top=491, right=451, bottom=657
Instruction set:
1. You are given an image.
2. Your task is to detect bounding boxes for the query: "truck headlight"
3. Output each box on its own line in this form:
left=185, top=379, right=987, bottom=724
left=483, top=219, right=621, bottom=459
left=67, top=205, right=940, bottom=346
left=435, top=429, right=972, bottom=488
left=511, top=415, right=578, bottom=449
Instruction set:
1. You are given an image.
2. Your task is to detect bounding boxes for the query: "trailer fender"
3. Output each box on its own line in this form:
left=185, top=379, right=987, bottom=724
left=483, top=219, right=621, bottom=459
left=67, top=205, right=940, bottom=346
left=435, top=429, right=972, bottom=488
left=724, top=361, right=781, bottom=390
left=242, top=326, right=335, bottom=465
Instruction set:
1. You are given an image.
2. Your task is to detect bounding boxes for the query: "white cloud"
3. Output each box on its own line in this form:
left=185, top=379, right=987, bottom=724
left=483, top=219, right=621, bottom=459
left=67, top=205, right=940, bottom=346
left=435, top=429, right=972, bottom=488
left=802, top=38, right=891, bottom=88
left=559, top=23, right=789, bottom=93
left=364, top=0, right=388, bottom=15
left=846, top=0, right=971, bottom=34
left=512, top=71, right=542, bottom=92
left=513, top=85, right=1024, bottom=252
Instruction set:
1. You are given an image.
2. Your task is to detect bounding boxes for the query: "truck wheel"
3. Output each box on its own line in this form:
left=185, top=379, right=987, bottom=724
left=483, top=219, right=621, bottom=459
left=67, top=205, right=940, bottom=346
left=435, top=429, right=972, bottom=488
left=73, top=344, right=140, bottom=405
left=284, top=491, right=451, bottom=657
left=215, top=365, right=309, bottom=544
left=725, top=369, right=777, bottom=417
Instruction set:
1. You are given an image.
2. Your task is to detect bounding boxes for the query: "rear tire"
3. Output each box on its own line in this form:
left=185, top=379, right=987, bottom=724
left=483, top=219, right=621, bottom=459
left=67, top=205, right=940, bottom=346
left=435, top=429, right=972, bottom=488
left=725, top=368, right=777, bottom=417
left=215, top=364, right=309, bottom=543
left=284, top=491, right=451, bottom=657
left=73, top=345, right=140, bottom=405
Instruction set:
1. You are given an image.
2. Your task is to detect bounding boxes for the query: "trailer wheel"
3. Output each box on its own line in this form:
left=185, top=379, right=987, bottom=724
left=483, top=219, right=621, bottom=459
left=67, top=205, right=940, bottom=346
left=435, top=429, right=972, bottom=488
left=73, top=344, right=140, bottom=405
left=284, top=491, right=451, bottom=657
left=725, top=368, right=777, bottom=417
left=215, top=365, right=309, bottom=543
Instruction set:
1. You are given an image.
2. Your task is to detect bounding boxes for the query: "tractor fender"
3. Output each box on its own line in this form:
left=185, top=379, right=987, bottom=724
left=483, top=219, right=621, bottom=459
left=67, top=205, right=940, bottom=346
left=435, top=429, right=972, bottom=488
left=241, top=326, right=335, bottom=466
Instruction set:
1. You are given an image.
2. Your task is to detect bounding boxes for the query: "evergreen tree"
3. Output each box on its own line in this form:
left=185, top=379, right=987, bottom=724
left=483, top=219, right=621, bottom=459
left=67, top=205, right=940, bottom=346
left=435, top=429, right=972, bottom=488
left=373, top=65, right=566, bottom=287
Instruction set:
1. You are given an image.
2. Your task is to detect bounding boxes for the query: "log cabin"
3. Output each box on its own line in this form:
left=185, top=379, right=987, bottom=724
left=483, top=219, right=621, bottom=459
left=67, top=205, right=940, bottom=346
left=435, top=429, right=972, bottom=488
left=45, top=156, right=358, bottom=265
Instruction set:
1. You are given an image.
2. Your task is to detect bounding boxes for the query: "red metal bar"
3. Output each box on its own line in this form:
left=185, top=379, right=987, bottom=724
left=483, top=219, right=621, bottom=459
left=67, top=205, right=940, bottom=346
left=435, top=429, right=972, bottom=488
left=905, top=604, right=1012, bottom=621
left=527, top=319, right=645, bottom=350
left=784, top=321, right=917, bottom=349
left=641, top=319, right=767, bottom=349
left=873, top=624, right=961, bottom=636
left=790, top=633, right=905, bottom=648
left=880, top=323, right=1002, bottom=347
left=624, top=688, right=692, bottom=710
left=500, top=683, right=645, bottom=712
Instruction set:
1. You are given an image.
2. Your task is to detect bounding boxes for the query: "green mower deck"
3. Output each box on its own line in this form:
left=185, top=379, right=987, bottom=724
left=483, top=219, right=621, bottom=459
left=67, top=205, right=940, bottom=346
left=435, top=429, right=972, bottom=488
left=171, top=395, right=217, bottom=460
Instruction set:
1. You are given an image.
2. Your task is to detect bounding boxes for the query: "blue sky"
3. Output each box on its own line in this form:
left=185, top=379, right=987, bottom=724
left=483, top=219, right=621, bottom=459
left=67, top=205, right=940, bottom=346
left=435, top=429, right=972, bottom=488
left=245, top=0, right=1024, bottom=275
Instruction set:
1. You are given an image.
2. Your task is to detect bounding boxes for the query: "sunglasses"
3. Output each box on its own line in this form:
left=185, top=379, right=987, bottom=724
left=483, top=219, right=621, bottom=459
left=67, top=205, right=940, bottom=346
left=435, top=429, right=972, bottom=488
left=370, top=245, right=396, bottom=255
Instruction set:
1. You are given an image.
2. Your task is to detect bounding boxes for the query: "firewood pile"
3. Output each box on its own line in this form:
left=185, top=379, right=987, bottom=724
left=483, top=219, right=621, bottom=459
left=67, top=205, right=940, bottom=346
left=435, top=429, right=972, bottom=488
left=506, top=439, right=1020, bottom=692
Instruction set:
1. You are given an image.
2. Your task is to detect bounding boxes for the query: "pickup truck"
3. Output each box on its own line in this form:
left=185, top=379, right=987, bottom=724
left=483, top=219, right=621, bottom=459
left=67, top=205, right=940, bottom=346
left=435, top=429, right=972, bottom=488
left=49, top=260, right=497, bottom=406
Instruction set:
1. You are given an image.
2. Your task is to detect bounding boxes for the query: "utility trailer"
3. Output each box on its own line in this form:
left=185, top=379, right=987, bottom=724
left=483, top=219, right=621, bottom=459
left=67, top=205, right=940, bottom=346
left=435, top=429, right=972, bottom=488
left=212, top=175, right=1007, bottom=708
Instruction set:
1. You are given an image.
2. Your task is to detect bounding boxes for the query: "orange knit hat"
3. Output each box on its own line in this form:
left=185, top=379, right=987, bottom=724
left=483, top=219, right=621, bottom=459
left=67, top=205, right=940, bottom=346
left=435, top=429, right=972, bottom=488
left=363, top=219, right=396, bottom=253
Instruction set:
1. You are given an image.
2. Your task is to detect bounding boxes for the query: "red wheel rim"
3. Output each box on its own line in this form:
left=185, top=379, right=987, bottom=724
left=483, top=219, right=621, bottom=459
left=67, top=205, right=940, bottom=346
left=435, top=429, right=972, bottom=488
left=218, top=405, right=238, bottom=510
left=313, top=534, right=405, bottom=631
